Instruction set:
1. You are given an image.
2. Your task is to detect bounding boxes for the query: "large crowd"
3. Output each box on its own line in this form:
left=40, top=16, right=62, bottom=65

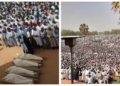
left=0, top=2, right=59, bottom=84
left=0, top=2, right=59, bottom=54
left=61, top=35, right=120, bottom=84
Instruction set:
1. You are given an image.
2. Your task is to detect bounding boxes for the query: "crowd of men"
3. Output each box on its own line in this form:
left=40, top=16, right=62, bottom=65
left=61, top=35, right=120, bottom=84
left=0, top=2, right=59, bottom=54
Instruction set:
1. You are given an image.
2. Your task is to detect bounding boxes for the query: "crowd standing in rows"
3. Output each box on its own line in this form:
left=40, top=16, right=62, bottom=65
left=0, top=2, right=59, bottom=54
left=61, top=35, right=120, bottom=84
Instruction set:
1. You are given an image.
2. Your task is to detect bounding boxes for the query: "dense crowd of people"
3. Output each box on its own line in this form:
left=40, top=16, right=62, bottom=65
left=61, top=35, right=120, bottom=84
left=0, top=2, right=59, bottom=54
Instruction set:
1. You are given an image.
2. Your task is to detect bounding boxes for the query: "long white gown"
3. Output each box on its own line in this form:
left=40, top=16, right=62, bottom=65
left=68, top=69, right=71, bottom=80
left=79, top=70, right=82, bottom=81
left=81, top=70, right=85, bottom=81
left=13, top=58, right=40, bottom=67
left=6, top=66, right=35, bottom=76
left=2, top=73, right=34, bottom=84
left=18, top=53, right=43, bottom=61
left=32, top=29, right=43, bottom=46
left=65, top=69, right=69, bottom=80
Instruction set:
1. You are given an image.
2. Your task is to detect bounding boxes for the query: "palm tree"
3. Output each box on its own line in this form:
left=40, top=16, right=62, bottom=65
left=79, top=24, right=89, bottom=60
left=111, top=2, right=120, bottom=24
left=111, top=2, right=120, bottom=12
left=79, top=23, right=89, bottom=36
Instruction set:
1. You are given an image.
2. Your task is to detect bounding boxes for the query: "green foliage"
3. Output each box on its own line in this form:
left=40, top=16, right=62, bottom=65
left=61, top=28, right=120, bottom=36
left=61, top=29, right=80, bottom=36
left=79, top=23, right=89, bottom=35
left=89, top=31, right=98, bottom=35
left=104, top=31, right=110, bottom=35
left=117, top=78, right=120, bottom=84
left=62, top=23, right=120, bottom=36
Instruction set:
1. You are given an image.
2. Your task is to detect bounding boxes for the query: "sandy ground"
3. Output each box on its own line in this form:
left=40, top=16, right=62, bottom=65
left=61, top=79, right=85, bottom=84
left=0, top=46, right=59, bottom=84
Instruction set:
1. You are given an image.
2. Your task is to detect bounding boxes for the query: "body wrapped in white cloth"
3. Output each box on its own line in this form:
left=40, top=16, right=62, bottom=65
left=6, top=66, right=35, bottom=76
left=13, top=58, right=41, bottom=67
left=2, top=73, right=34, bottom=84
left=17, top=53, right=43, bottom=61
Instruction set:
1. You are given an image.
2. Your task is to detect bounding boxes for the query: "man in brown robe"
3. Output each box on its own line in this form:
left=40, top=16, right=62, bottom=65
left=47, top=27, right=57, bottom=48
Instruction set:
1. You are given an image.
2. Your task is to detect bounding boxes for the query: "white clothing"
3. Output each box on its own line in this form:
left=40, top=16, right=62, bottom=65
left=2, top=73, right=34, bottom=84
left=79, top=70, right=82, bottom=81
left=14, top=32, right=19, bottom=38
left=6, top=66, right=34, bottom=76
left=87, top=77, right=92, bottom=84
left=81, top=70, right=85, bottom=81
left=85, top=70, right=89, bottom=82
left=18, top=53, right=43, bottom=61
left=19, top=29, right=25, bottom=36
left=68, top=69, right=71, bottom=79
left=27, top=31, right=30, bottom=38
left=7, top=31, right=14, bottom=37
left=36, top=26, right=41, bottom=31
left=61, top=69, right=65, bottom=79
left=98, top=79, right=103, bottom=84
left=65, top=69, right=69, bottom=79
left=32, top=29, right=43, bottom=46
left=32, top=29, right=40, bottom=36
left=13, top=58, right=40, bottom=67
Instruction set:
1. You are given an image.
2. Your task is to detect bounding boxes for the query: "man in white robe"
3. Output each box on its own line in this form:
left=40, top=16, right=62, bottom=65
left=18, top=27, right=27, bottom=37
left=68, top=67, right=71, bottom=80
left=81, top=69, right=85, bottom=81
left=36, top=24, right=41, bottom=31
left=79, top=69, right=82, bottom=81
left=2, top=73, right=34, bottom=84
left=61, top=68, right=65, bottom=79
left=87, top=75, right=92, bottom=84
left=13, top=58, right=41, bottom=67
left=85, top=69, right=89, bottom=83
left=6, top=66, right=38, bottom=77
left=17, top=53, right=43, bottom=61
left=32, top=27, right=43, bottom=47
left=7, top=28, right=17, bottom=46
left=65, top=68, right=69, bottom=80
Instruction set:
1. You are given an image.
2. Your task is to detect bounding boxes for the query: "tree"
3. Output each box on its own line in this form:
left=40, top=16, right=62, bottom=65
left=79, top=23, right=89, bottom=36
left=90, top=31, right=98, bottom=35
left=111, top=2, right=120, bottom=25
left=79, top=24, right=89, bottom=60
left=111, top=2, right=120, bottom=12
left=61, top=29, right=76, bottom=36
left=104, top=31, right=110, bottom=35
left=75, top=31, right=81, bottom=35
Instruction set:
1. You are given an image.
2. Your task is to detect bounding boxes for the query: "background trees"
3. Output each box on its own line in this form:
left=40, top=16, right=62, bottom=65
left=61, top=28, right=120, bottom=36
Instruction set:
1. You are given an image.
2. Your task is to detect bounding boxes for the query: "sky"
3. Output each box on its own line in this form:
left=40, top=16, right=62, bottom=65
left=61, top=2, right=120, bottom=32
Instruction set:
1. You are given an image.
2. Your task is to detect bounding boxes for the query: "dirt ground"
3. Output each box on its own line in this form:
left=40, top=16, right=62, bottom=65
left=0, top=46, right=59, bottom=84
left=61, top=79, right=85, bottom=84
